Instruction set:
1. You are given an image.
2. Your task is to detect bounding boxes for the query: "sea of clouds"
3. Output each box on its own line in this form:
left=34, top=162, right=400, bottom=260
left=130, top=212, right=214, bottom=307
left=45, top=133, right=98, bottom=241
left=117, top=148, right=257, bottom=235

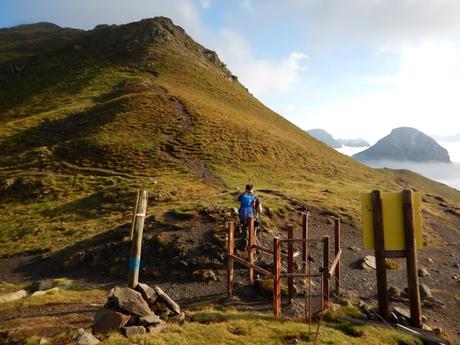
left=337, top=142, right=460, bottom=191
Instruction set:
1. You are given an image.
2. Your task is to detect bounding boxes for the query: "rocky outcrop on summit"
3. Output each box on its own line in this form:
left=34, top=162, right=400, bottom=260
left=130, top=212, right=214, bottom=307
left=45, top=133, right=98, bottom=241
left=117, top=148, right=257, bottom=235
left=307, top=129, right=342, bottom=148
left=353, top=127, right=451, bottom=163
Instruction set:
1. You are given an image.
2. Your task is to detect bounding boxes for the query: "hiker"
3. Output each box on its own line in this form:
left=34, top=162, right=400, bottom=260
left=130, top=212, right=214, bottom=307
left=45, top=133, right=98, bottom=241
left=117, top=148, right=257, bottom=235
left=238, top=184, right=263, bottom=251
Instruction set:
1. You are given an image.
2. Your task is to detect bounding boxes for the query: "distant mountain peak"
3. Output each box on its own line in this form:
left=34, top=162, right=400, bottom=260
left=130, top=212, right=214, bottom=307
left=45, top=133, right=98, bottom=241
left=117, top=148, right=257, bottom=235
left=353, top=127, right=451, bottom=163
left=306, top=128, right=342, bottom=148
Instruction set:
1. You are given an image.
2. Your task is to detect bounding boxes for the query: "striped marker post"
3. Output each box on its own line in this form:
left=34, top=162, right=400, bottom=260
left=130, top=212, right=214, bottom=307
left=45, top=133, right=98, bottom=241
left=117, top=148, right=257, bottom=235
left=128, top=189, right=148, bottom=289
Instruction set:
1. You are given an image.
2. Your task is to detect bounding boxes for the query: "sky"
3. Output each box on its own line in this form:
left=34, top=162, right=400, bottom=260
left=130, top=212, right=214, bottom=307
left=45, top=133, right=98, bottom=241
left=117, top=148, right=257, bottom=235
left=2, top=0, right=460, bottom=143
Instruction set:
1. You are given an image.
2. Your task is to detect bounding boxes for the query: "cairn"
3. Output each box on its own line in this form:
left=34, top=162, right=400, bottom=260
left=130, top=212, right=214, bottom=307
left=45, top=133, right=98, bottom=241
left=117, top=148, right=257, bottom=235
left=92, top=283, right=183, bottom=337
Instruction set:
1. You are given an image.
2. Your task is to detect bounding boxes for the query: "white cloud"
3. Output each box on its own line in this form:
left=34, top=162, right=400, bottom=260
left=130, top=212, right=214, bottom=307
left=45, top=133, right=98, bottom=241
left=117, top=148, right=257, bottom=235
left=213, top=29, right=308, bottom=98
left=200, top=0, right=212, bottom=9
left=299, top=40, right=460, bottom=142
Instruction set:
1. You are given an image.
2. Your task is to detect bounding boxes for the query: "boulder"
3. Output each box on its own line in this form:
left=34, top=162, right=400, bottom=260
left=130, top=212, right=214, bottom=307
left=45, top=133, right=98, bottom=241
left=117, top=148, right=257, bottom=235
left=387, top=286, right=401, bottom=299
left=92, top=309, right=131, bottom=335
left=154, top=286, right=180, bottom=315
left=418, top=267, right=430, bottom=277
left=139, top=314, right=162, bottom=326
left=122, top=326, right=146, bottom=337
left=192, top=269, right=217, bottom=282
left=135, top=283, right=156, bottom=301
left=108, top=287, right=154, bottom=317
left=360, top=255, right=376, bottom=270
left=73, top=329, right=100, bottom=345
left=393, top=306, right=411, bottom=320
left=31, top=287, right=60, bottom=297
left=0, top=290, right=27, bottom=304
left=147, top=321, right=167, bottom=334
left=419, top=284, right=432, bottom=299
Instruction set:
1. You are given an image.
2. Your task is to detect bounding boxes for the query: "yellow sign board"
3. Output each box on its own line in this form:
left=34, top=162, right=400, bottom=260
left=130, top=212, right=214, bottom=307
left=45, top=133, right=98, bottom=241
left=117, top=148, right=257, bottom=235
left=361, top=192, right=423, bottom=250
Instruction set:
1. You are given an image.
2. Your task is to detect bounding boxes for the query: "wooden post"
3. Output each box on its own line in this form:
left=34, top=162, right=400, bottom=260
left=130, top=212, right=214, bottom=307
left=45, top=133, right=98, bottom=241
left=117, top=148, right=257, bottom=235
left=334, top=218, right=341, bottom=294
left=287, top=224, right=294, bottom=304
left=302, top=212, right=309, bottom=273
left=403, top=189, right=422, bottom=328
left=129, top=189, right=141, bottom=240
left=227, top=221, right=235, bottom=297
left=322, top=235, right=330, bottom=306
left=128, top=189, right=148, bottom=289
left=248, top=216, right=255, bottom=283
left=372, top=190, right=390, bottom=321
left=273, top=236, right=281, bottom=316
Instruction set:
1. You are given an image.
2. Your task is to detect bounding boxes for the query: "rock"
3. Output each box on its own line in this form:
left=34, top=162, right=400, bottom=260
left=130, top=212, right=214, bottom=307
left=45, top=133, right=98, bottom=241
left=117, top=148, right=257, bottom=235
left=73, top=329, right=100, bottom=345
left=31, top=287, right=60, bottom=297
left=108, top=287, right=154, bottom=317
left=347, top=246, right=360, bottom=252
left=427, top=258, right=433, bottom=263
left=122, top=326, right=146, bottom=337
left=419, top=284, right=432, bottom=299
left=139, top=314, right=161, bottom=326
left=92, top=309, right=131, bottom=335
left=0, top=290, right=28, bottom=304
left=38, top=338, right=49, bottom=345
left=422, top=323, right=433, bottom=332
left=192, top=269, right=217, bottom=282
left=154, top=286, right=180, bottom=315
left=169, top=312, right=186, bottom=324
left=360, top=255, right=376, bottom=270
left=147, top=321, right=167, bottom=334
left=418, top=267, right=430, bottom=277
left=38, top=279, right=54, bottom=291
left=394, top=306, right=411, bottom=320
left=135, top=283, right=156, bottom=301
left=158, top=308, right=170, bottom=321
left=387, top=286, right=401, bottom=299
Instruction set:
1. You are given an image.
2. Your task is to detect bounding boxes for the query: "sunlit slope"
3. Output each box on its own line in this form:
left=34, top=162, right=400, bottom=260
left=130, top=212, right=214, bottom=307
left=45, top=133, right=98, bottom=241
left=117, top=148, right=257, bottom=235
left=0, top=18, right=459, bottom=255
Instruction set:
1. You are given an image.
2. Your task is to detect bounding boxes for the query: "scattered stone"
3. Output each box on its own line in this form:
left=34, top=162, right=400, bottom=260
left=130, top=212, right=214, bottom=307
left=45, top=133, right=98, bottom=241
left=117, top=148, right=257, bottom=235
left=0, top=290, right=28, bottom=304
left=147, top=321, right=167, bottom=334
left=158, top=308, right=170, bottom=321
left=122, top=326, right=146, bottom=337
left=421, top=323, right=433, bottom=332
left=387, top=286, right=401, bottom=299
left=92, top=309, right=131, bottom=335
left=108, top=287, right=153, bottom=317
left=418, top=267, right=430, bottom=277
left=31, top=287, right=60, bottom=297
left=192, top=269, right=217, bottom=282
left=38, top=279, right=54, bottom=291
left=154, top=286, right=180, bottom=315
left=394, top=306, right=411, bottom=320
left=135, top=283, right=156, bottom=301
left=139, top=314, right=161, bottom=326
left=347, top=246, right=360, bottom=252
left=427, top=258, right=433, bottom=264
left=299, top=277, right=315, bottom=287
left=452, top=275, right=459, bottom=280
left=38, top=338, right=49, bottom=345
left=419, top=284, right=432, bottom=299
left=360, top=255, right=376, bottom=270
left=73, top=329, right=100, bottom=345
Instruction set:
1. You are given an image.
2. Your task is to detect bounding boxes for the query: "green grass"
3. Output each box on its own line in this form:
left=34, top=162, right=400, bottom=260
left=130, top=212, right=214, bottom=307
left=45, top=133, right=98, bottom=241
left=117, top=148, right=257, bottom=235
left=102, top=309, right=422, bottom=345
left=0, top=18, right=459, bottom=257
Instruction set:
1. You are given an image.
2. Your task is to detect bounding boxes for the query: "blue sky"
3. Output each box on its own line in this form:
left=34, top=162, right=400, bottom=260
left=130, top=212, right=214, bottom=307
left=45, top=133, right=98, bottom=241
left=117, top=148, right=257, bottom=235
left=2, top=0, right=460, bottom=142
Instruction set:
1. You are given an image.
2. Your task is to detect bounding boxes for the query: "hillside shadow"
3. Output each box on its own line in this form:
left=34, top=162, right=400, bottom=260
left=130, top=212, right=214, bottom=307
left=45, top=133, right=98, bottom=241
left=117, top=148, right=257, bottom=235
left=0, top=96, right=124, bottom=156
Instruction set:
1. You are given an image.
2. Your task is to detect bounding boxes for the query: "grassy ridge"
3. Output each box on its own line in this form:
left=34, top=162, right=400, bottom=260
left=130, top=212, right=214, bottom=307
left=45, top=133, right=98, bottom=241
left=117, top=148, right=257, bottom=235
left=0, top=19, right=459, bottom=256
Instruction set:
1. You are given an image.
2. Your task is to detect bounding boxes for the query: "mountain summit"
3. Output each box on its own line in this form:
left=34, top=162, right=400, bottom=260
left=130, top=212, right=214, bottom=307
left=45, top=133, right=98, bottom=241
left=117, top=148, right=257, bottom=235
left=353, top=127, right=451, bottom=162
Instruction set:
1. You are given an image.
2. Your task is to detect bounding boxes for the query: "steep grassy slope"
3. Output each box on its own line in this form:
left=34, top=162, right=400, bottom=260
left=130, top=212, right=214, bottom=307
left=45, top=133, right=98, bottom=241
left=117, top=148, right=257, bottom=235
left=0, top=18, right=459, bottom=256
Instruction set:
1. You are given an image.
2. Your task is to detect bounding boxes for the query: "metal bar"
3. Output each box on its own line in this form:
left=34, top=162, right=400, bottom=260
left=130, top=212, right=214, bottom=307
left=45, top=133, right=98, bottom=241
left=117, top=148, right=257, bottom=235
left=228, top=254, right=272, bottom=277
left=322, top=235, right=330, bottom=305
left=281, top=273, right=322, bottom=278
left=302, top=212, right=309, bottom=273
left=227, top=221, right=235, bottom=297
left=372, top=190, right=390, bottom=321
left=328, top=249, right=342, bottom=277
left=129, top=189, right=140, bottom=240
left=280, top=238, right=323, bottom=244
left=287, top=224, right=294, bottom=304
left=384, top=250, right=407, bottom=258
left=403, top=189, right=422, bottom=328
left=248, top=217, right=255, bottom=283
left=334, top=218, right=341, bottom=294
left=273, top=237, right=281, bottom=316
left=128, top=189, right=148, bottom=288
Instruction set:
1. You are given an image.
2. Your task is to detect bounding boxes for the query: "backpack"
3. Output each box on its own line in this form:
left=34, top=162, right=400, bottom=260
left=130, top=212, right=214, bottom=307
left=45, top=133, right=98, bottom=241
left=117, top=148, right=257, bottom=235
left=239, top=193, right=256, bottom=224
